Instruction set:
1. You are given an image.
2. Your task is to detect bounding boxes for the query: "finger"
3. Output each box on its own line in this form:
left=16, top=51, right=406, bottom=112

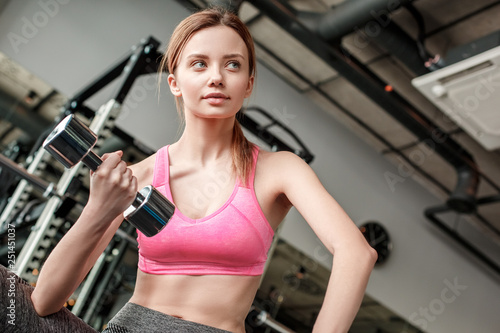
left=124, top=167, right=134, bottom=180
left=115, top=160, right=128, bottom=174
left=122, top=175, right=138, bottom=205
left=101, top=150, right=123, bottom=162
left=100, top=152, right=122, bottom=169
left=101, top=152, right=112, bottom=161
left=130, top=176, right=138, bottom=192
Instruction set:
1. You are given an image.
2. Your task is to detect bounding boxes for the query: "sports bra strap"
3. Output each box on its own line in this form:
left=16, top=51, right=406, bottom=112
left=245, top=145, right=259, bottom=189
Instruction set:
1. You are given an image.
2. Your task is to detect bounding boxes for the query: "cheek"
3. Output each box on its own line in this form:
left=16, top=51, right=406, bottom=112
left=235, top=80, right=252, bottom=98
left=177, top=78, right=198, bottom=97
left=173, top=70, right=199, bottom=92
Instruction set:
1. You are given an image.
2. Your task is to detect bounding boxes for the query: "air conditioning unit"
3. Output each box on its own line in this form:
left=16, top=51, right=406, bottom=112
left=412, top=45, right=500, bottom=151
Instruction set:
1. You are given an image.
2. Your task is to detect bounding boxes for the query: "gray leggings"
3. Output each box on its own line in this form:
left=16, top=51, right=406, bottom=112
left=102, top=303, right=231, bottom=333
left=1, top=265, right=231, bottom=332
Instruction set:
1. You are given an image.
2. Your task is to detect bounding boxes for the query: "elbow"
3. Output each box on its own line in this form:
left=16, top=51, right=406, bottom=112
left=334, top=241, right=377, bottom=269
left=356, top=234, right=378, bottom=268
left=31, top=291, right=59, bottom=317
left=353, top=241, right=378, bottom=270
left=354, top=235, right=377, bottom=266
left=366, top=245, right=378, bottom=268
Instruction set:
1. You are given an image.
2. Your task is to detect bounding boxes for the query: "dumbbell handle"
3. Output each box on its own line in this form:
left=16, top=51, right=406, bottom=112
left=80, top=150, right=146, bottom=210
left=81, top=150, right=102, bottom=173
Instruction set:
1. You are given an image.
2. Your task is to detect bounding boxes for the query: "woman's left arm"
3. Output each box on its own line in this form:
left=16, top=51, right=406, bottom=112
left=276, top=152, right=377, bottom=333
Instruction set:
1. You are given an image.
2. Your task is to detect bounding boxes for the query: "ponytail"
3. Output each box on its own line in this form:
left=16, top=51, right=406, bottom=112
left=232, top=118, right=254, bottom=186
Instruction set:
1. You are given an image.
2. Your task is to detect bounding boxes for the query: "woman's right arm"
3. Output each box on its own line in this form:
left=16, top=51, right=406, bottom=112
left=31, top=151, right=137, bottom=316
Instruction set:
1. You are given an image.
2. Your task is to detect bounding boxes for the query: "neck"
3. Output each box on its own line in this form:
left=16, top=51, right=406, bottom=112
left=173, top=115, right=235, bottom=164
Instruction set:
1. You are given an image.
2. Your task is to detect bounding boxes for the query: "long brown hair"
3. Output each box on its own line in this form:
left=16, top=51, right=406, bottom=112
left=158, top=8, right=256, bottom=185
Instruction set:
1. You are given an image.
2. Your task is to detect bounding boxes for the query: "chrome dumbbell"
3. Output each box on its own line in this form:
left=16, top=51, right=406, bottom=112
left=43, top=114, right=174, bottom=237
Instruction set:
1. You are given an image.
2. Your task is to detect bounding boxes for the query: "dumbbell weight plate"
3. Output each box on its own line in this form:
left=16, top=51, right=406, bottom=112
left=124, top=185, right=175, bottom=237
left=44, top=115, right=99, bottom=170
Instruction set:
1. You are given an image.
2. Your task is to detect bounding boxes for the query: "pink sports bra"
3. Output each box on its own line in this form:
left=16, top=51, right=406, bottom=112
left=136, top=145, right=274, bottom=276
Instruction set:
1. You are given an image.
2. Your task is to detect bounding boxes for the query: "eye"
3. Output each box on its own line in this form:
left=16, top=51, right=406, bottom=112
left=226, top=61, right=241, bottom=70
left=191, top=60, right=206, bottom=69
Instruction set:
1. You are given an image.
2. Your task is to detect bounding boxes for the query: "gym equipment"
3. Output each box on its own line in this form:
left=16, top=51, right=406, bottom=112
left=0, top=153, right=58, bottom=198
left=248, top=306, right=296, bottom=333
left=0, top=153, right=137, bottom=246
left=0, top=153, right=76, bottom=232
left=43, top=114, right=174, bottom=237
left=11, top=37, right=162, bottom=282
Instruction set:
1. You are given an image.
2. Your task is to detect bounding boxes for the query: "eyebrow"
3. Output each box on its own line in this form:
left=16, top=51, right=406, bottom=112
left=186, top=53, right=245, bottom=60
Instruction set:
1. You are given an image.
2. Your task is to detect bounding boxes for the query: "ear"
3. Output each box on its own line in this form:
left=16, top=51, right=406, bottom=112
left=244, top=75, right=254, bottom=98
left=168, top=73, right=182, bottom=97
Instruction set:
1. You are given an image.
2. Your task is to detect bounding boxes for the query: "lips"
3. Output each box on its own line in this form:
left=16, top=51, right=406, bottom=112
left=203, top=92, right=229, bottom=105
left=203, top=93, right=228, bottom=99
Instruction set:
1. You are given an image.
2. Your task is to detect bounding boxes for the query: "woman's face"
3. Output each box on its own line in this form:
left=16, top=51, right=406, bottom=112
left=168, top=26, right=254, bottom=120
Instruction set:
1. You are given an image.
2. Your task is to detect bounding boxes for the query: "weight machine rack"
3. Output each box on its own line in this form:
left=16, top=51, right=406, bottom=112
left=0, top=35, right=314, bottom=327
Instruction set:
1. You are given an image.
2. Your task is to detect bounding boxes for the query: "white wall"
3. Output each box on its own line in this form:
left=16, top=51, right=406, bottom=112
left=1, top=1, right=499, bottom=332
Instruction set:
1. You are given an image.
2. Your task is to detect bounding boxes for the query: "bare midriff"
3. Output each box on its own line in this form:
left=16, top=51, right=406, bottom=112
left=129, top=269, right=261, bottom=333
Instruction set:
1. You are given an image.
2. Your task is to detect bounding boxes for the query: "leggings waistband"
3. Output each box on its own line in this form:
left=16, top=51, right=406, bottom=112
left=102, top=302, right=232, bottom=333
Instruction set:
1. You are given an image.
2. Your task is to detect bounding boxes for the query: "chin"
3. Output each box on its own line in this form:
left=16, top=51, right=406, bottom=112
left=196, top=110, right=238, bottom=119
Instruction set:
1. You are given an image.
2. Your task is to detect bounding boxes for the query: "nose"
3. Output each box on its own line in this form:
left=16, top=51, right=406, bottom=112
left=209, top=67, right=224, bottom=87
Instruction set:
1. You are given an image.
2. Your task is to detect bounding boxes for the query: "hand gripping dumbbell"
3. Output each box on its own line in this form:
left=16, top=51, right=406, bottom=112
left=42, top=114, right=175, bottom=237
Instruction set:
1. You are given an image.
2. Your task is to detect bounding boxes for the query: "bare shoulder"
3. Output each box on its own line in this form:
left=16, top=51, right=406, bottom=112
left=257, top=149, right=308, bottom=170
left=257, top=149, right=314, bottom=178
left=129, top=153, right=157, bottom=188
left=256, top=149, right=318, bottom=194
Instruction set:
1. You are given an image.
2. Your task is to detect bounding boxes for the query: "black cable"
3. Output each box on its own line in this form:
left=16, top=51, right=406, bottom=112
left=404, top=2, right=428, bottom=61
left=404, top=2, right=444, bottom=70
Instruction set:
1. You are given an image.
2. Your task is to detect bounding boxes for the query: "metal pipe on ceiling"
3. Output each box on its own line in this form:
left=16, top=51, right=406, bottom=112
left=297, top=0, right=441, bottom=77
left=315, top=0, right=415, bottom=42
left=246, top=0, right=479, bottom=213
left=424, top=205, right=500, bottom=276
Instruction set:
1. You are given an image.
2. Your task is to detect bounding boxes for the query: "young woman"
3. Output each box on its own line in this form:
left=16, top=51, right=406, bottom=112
left=25, top=7, right=376, bottom=333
